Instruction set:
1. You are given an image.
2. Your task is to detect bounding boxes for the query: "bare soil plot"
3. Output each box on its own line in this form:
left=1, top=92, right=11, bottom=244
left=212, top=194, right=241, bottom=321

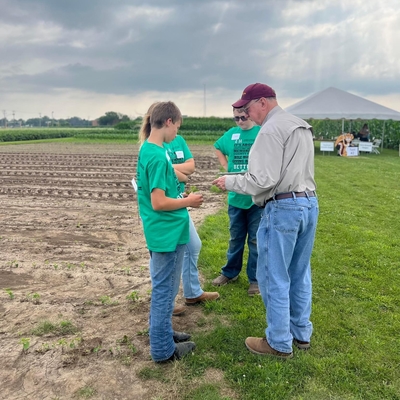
left=0, top=142, right=225, bottom=400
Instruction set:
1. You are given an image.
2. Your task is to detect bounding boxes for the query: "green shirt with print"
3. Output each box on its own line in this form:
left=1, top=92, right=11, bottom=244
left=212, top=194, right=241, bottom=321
left=214, top=125, right=260, bottom=209
left=136, top=141, right=189, bottom=252
left=164, top=135, right=193, bottom=194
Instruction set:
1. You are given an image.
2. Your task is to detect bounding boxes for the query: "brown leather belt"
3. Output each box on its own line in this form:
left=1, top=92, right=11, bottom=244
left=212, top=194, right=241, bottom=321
left=262, top=191, right=316, bottom=208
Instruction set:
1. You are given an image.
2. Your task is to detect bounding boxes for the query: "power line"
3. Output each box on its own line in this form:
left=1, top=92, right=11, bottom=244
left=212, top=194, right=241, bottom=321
left=0, top=109, right=42, bottom=116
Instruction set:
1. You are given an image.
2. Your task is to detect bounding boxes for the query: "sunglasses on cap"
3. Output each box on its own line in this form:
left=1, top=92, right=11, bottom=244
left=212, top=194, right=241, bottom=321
left=233, top=116, right=249, bottom=122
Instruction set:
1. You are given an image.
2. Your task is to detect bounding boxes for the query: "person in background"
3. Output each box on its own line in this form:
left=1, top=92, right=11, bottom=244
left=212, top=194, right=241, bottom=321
left=212, top=107, right=262, bottom=296
left=139, top=107, right=219, bottom=316
left=358, top=123, right=370, bottom=142
left=136, top=101, right=203, bottom=362
left=213, top=83, right=319, bottom=359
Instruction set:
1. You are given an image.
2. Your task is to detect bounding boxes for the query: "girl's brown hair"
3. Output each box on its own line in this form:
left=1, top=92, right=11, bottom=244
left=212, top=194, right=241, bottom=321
left=138, top=101, right=182, bottom=145
left=139, top=102, right=159, bottom=145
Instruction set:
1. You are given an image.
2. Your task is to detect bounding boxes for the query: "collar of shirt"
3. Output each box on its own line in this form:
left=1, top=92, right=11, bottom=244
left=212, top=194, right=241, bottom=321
left=262, top=105, right=282, bottom=126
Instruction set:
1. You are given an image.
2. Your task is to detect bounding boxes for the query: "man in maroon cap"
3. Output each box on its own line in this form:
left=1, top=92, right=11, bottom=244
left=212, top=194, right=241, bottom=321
left=213, top=83, right=319, bottom=359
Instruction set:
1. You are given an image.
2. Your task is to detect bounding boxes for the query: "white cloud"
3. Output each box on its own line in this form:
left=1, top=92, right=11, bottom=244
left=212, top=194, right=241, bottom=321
left=0, top=22, right=63, bottom=45
left=114, top=5, right=172, bottom=24
left=1, top=0, right=400, bottom=119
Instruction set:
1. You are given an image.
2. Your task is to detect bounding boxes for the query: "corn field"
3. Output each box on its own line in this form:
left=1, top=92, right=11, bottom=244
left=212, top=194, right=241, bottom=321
left=1, top=117, right=399, bottom=148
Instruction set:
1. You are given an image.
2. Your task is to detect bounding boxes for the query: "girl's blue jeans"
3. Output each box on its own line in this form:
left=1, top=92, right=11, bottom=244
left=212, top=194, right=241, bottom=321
left=182, top=216, right=203, bottom=299
left=149, top=244, right=185, bottom=362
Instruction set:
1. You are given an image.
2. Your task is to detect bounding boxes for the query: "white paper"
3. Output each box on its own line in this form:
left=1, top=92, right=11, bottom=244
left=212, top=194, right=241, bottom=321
left=131, top=178, right=138, bottom=192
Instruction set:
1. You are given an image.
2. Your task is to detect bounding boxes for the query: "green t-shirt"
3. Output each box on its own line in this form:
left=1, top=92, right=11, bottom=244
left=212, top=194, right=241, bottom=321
left=164, top=135, right=193, bottom=193
left=136, top=141, right=189, bottom=252
left=214, top=125, right=260, bottom=209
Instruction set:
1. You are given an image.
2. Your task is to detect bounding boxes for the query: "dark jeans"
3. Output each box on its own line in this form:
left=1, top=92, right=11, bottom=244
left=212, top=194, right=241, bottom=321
left=221, top=204, right=262, bottom=284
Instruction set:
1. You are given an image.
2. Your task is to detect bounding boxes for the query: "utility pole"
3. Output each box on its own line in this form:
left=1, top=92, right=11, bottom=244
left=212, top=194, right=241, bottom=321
left=12, top=111, right=15, bottom=125
left=39, top=113, right=42, bottom=127
left=2, top=110, right=7, bottom=128
left=203, top=84, right=207, bottom=117
left=51, top=111, right=54, bottom=127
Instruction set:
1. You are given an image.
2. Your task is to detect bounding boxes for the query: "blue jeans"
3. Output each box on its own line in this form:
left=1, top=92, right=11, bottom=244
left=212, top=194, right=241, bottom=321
left=256, top=196, right=319, bottom=353
left=182, top=216, right=203, bottom=299
left=149, top=245, right=185, bottom=362
left=221, top=204, right=262, bottom=284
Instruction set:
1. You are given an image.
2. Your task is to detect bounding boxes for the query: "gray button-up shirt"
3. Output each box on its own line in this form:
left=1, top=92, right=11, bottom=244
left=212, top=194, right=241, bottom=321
left=225, top=106, right=316, bottom=207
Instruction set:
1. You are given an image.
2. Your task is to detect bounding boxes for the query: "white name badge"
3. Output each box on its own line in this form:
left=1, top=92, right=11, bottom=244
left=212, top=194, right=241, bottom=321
left=231, top=133, right=240, bottom=140
left=175, top=151, right=184, bottom=159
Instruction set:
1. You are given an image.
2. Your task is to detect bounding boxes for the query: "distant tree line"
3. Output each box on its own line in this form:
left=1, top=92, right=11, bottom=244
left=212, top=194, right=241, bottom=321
left=0, top=116, right=91, bottom=128
left=0, top=111, right=144, bottom=130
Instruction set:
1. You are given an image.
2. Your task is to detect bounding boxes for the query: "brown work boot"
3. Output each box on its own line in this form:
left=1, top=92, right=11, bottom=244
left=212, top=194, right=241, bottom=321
left=245, top=337, right=293, bottom=359
left=185, top=291, right=220, bottom=306
left=293, top=338, right=311, bottom=350
left=172, top=304, right=186, bottom=316
left=212, top=274, right=238, bottom=286
left=247, top=283, right=260, bottom=296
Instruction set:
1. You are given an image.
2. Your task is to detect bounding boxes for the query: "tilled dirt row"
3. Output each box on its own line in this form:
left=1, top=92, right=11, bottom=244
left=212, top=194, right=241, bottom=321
left=0, top=142, right=225, bottom=400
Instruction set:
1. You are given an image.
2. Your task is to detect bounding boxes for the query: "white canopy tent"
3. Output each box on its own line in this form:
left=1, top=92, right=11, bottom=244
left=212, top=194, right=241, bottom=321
left=286, top=87, right=400, bottom=120
left=285, top=87, right=400, bottom=148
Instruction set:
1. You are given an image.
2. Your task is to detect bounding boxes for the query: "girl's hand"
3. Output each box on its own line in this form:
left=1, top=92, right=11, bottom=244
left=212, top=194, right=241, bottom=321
left=187, top=193, right=203, bottom=208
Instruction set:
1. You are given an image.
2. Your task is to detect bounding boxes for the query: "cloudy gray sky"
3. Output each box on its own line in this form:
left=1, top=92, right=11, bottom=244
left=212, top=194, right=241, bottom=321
left=1, top=0, right=399, bottom=120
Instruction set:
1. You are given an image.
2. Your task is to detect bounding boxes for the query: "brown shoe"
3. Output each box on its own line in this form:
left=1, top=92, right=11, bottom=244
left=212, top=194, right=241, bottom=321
left=248, top=283, right=260, bottom=296
left=212, top=274, right=238, bottom=286
left=293, top=338, right=311, bottom=350
left=245, top=337, right=293, bottom=359
left=172, top=304, right=186, bottom=316
left=185, top=291, right=220, bottom=305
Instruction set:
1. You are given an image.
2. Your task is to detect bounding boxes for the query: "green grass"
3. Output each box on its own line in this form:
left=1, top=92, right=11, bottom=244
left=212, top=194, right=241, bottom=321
left=0, top=131, right=219, bottom=145
left=76, top=386, right=96, bottom=398
left=0, top=126, right=222, bottom=144
left=31, top=320, right=79, bottom=336
left=0, top=137, right=77, bottom=146
left=175, top=148, right=400, bottom=400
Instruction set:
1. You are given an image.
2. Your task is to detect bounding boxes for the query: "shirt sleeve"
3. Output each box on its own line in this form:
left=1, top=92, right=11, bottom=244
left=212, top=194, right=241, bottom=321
left=214, top=136, right=225, bottom=153
left=225, top=131, right=283, bottom=196
left=180, top=137, right=193, bottom=161
left=148, top=156, right=168, bottom=193
left=214, top=129, right=232, bottom=155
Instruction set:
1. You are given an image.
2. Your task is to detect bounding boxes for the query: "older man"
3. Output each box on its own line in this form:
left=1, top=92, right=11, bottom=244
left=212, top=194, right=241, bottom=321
left=213, top=83, right=319, bottom=359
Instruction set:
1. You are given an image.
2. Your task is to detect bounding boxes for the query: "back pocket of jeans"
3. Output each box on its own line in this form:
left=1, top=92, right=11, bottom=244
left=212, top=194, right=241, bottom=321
left=272, top=205, right=301, bottom=233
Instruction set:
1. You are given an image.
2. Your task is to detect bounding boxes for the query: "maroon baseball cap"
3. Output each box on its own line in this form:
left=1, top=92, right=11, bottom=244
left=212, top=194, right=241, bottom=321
left=232, top=83, right=276, bottom=108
